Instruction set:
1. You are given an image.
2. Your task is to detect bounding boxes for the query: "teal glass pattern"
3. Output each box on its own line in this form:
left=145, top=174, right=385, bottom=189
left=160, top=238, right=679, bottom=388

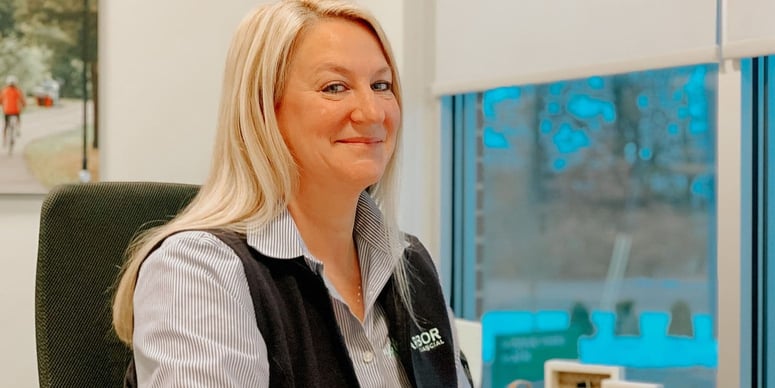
left=469, top=65, right=718, bottom=387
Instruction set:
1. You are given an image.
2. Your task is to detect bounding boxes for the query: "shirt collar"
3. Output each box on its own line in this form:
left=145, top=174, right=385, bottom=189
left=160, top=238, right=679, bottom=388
left=247, top=191, right=393, bottom=260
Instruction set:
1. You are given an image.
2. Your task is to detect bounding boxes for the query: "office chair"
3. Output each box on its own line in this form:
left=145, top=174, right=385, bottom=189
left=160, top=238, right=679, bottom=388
left=35, top=181, right=199, bottom=388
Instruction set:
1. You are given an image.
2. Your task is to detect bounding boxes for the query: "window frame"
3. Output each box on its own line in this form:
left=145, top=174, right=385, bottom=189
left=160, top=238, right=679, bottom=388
left=440, top=62, right=749, bottom=386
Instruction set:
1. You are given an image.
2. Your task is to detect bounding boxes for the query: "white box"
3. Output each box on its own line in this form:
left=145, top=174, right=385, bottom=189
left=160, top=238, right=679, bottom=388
left=544, top=359, right=624, bottom=388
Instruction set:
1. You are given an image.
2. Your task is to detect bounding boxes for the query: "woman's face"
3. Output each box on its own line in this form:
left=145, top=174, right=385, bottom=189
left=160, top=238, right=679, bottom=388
left=276, top=18, right=400, bottom=192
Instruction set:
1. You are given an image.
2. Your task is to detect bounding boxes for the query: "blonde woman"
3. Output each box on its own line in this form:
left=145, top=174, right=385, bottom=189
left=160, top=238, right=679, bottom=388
left=114, top=0, right=472, bottom=386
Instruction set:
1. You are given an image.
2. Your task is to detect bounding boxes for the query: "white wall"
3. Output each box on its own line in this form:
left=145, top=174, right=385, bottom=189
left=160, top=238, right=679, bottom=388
left=396, top=0, right=441, bottom=258
left=101, top=0, right=265, bottom=183
left=0, top=1, right=436, bottom=386
left=0, top=197, right=43, bottom=387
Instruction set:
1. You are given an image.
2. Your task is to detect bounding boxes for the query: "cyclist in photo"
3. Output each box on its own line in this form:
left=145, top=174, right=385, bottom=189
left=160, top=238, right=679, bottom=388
left=0, top=75, right=26, bottom=144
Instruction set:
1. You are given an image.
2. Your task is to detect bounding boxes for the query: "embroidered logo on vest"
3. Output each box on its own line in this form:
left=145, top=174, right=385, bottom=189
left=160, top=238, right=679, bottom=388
left=410, top=327, right=445, bottom=352
left=384, top=341, right=398, bottom=358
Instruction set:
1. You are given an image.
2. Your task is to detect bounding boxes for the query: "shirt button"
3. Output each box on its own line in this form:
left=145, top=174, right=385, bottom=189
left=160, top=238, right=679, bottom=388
left=363, top=351, right=374, bottom=363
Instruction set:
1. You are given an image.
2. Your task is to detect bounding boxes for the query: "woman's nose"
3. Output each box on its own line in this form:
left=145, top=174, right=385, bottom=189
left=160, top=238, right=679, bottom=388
left=350, top=91, right=385, bottom=124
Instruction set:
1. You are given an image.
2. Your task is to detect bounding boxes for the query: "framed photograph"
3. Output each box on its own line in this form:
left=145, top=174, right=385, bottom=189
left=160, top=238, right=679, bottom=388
left=0, top=0, right=98, bottom=194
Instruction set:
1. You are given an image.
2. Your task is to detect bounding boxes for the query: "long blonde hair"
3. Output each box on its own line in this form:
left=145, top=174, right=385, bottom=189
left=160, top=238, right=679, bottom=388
left=112, top=0, right=409, bottom=345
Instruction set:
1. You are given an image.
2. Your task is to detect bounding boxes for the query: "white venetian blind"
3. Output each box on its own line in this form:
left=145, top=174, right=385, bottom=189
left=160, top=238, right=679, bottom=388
left=722, top=0, right=775, bottom=59
left=434, top=0, right=718, bottom=95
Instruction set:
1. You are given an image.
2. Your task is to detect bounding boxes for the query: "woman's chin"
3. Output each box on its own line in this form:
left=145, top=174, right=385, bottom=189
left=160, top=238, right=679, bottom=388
left=336, top=168, right=384, bottom=191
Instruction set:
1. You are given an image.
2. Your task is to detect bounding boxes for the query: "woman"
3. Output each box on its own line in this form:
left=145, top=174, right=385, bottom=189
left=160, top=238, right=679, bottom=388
left=113, top=0, right=472, bottom=386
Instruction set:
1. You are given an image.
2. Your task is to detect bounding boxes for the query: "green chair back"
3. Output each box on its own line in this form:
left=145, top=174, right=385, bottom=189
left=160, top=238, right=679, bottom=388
left=36, top=182, right=199, bottom=388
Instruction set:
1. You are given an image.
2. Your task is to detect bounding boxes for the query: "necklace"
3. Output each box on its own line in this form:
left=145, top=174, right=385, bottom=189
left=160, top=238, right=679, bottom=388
left=356, top=283, right=363, bottom=305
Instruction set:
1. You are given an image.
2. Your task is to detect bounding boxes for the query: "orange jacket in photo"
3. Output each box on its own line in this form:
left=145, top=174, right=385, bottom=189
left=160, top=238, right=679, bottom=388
left=0, top=86, right=26, bottom=115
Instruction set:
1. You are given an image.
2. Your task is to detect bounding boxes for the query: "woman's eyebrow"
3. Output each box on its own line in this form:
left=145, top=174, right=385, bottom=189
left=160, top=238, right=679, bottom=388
left=313, top=62, right=391, bottom=77
left=313, top=62, right=350, bottom=75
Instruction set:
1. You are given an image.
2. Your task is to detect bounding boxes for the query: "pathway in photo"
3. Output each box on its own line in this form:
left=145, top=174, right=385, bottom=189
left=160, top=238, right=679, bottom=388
left=0, top=100, right=90, bottom=194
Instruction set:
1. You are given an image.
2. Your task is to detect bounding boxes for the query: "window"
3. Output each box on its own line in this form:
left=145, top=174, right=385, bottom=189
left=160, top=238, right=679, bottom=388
left=448, top=65, right=718, bottom=387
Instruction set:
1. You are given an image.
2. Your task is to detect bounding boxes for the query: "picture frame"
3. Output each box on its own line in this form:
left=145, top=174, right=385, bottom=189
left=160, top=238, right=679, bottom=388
left=0, top=0, right=98, bottom=194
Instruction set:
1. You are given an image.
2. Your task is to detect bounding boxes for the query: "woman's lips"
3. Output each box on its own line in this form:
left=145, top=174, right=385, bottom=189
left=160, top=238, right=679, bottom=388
left=336, top=137, right=383, bottom=144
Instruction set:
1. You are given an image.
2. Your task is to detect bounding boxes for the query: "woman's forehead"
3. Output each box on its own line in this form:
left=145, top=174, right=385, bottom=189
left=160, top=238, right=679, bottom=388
left=290, top=18, right=389, bottom=70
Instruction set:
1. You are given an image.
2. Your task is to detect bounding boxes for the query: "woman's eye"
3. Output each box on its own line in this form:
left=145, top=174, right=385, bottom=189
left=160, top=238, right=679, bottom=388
left=372, top=81, right=392, bottom=92
left=322, top=83, right=347, bottom=94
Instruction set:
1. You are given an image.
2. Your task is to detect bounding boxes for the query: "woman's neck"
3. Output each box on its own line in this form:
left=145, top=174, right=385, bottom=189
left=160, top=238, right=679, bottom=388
left=288, top=181, right=366, bottom=320
left=287, top=181, right=361, bottom=268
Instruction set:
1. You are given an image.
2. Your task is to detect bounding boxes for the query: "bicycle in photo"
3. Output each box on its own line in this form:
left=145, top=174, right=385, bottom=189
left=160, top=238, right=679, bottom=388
left=4, top=115, right=19, bottom=156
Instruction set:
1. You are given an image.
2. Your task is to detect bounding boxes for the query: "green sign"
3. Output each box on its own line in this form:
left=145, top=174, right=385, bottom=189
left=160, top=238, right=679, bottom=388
left=491, top=329, right=581, bottom=387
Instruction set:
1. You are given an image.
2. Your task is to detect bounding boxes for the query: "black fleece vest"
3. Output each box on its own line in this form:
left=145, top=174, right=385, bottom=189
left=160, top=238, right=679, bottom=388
left=126, top=231, right=468, bottom=388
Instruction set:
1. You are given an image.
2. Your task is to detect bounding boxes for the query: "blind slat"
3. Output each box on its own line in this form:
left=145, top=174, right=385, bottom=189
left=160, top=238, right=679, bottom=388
left=723, top=0, right=775, bottom=59
left=434, top=0, right=718, bottom=95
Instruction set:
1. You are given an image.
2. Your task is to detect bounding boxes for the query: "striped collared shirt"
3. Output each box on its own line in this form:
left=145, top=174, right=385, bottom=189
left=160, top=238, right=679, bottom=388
left=133, top=192, right=471, bottom=387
